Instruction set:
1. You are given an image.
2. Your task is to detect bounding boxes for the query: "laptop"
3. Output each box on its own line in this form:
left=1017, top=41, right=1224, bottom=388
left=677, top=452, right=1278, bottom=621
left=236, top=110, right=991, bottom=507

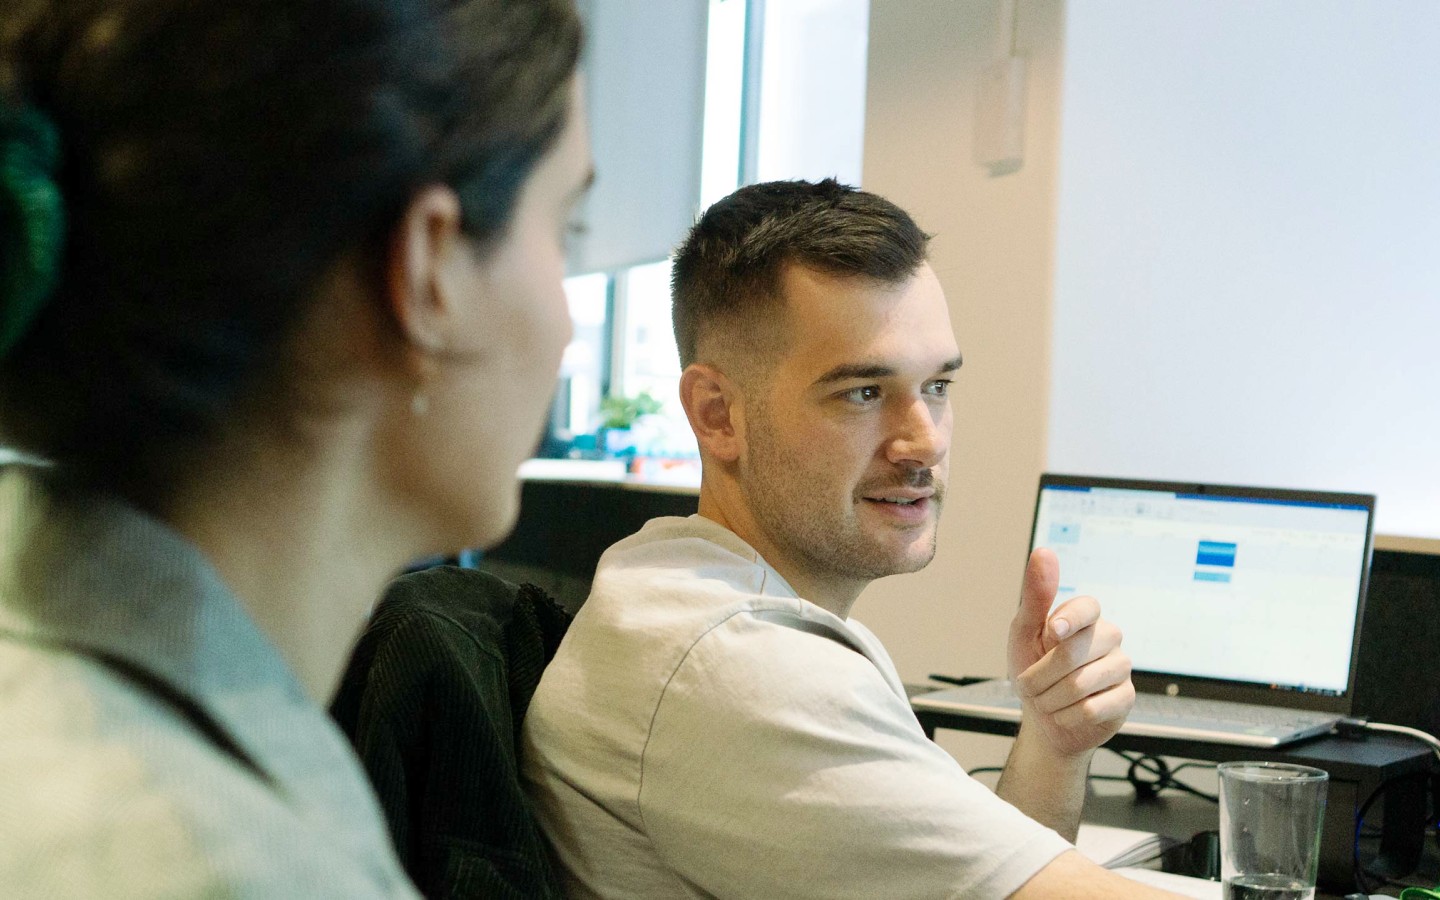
left=913, top=474, right=1376, bottom=748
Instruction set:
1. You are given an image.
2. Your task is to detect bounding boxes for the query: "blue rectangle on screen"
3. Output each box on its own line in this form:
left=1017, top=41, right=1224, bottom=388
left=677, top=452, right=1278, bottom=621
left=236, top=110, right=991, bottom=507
left=1194, top=570, right=1232, bottom=583
left=1195, top=540, right=1237, bottom=568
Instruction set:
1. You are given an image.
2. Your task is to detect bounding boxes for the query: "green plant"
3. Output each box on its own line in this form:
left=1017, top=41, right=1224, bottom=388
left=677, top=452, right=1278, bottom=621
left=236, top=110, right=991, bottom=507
left=599, top=391, right=662, bottom=430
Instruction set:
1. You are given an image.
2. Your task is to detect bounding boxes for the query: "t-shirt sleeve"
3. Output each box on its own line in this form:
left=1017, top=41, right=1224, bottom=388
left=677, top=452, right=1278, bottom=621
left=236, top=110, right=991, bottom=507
left=636, top=612, right=1071, bottom=900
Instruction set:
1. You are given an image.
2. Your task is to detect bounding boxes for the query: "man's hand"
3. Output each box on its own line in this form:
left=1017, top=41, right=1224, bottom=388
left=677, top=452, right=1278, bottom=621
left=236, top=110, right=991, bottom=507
left=1007, top=547, right=1135, bottom=757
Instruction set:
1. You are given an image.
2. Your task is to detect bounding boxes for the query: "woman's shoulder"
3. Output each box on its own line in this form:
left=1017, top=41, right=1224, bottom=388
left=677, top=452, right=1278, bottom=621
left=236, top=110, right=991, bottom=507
left=0, top=639, right=414, bottom=898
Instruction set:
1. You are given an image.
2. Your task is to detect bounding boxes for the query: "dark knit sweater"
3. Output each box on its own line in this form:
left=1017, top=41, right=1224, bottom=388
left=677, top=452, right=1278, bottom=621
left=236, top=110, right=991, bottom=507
left=331, top=566, right=570, bottom=899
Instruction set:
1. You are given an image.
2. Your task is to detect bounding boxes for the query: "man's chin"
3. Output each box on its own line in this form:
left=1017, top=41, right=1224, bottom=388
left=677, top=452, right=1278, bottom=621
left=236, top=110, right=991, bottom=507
left=896, top=544, right=939, bottom=575
left=868, top=527, right=940, bottom=577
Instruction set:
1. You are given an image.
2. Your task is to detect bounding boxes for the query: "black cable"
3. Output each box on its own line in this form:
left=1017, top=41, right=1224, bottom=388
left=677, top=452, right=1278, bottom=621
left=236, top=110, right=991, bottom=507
left=1352, top=770, right=1440, bottom=895
left=1107, top=748, right=1219, bottom=803
left=972, top=747, right=1220, bottom=802
left=1353, top=776, right=1390, bottom=896
left=928, top=673, right=991, bottom=687
left=1337, top=716, right=1440, bottom=894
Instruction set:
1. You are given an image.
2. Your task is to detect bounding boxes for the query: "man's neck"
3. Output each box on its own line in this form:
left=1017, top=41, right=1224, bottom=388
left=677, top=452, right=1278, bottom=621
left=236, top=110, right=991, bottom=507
left=695, top=480, right=865, bottom=619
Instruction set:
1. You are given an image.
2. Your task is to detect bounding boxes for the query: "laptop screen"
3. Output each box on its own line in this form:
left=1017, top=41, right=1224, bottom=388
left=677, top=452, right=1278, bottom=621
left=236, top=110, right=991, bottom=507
left=1030, top=474, right=1375, bottom=713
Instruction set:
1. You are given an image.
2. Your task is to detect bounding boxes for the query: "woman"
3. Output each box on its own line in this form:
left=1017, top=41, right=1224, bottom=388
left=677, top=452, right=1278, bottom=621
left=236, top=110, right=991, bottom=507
left=0, top=0, right=588, bottom=895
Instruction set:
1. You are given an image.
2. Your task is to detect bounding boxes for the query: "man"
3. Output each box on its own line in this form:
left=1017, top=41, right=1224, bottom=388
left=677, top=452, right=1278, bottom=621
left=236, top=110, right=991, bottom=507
left=522, top=179, right=1181, bottom=899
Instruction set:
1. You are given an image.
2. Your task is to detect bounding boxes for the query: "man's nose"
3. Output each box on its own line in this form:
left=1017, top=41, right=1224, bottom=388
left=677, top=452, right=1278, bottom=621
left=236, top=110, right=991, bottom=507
left=885, top=396, right=948, bottom=468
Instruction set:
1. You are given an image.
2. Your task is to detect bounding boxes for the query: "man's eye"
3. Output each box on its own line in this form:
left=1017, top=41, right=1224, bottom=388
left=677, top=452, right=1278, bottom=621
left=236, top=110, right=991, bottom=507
left=843, top=385, right=882, bottom=403
left=925, top=379, right=953, bottom=397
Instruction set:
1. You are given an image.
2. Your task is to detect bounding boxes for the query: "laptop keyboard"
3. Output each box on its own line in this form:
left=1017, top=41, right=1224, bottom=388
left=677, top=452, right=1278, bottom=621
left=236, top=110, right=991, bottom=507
left=912, top=679, right=1341, bottom=747
left=1130, top=693, right=1337, bottom=731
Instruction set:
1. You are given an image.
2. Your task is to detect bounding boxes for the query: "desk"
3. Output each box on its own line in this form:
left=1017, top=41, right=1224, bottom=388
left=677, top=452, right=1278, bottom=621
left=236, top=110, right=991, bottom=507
left=488, top=467, right=698, bottom=581
left=912, top=696, right=1436, bottom=896
left=1076, top=820, right=1221, bottom=898
left=477, top=470, right=699, bottom=610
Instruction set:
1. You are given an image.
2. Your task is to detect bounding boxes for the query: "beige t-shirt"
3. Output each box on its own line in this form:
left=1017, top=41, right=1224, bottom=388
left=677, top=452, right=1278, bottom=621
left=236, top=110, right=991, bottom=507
left=522, top=515, right=1071, bottom=900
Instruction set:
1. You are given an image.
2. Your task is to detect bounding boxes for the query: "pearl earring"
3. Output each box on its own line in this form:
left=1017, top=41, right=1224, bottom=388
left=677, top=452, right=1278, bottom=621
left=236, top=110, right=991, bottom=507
left=410, top=391, right=429, bottom=416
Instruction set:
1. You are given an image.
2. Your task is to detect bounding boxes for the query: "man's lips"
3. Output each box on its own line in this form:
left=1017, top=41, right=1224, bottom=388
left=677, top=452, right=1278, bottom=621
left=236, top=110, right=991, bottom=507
left=857, top=468, right=943, bottom=513
left=860, top=491, right=934, bottom=505
left=860, top=493, right=934, bottom=523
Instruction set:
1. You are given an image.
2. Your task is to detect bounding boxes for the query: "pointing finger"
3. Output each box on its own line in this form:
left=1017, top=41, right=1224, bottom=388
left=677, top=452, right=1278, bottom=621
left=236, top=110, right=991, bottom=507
left=1014, top=548, right=1058, bottom=639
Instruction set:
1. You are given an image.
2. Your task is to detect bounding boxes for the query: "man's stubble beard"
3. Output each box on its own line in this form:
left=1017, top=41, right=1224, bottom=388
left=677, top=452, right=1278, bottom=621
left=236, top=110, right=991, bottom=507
left=741, top=407, right=946, bottom=587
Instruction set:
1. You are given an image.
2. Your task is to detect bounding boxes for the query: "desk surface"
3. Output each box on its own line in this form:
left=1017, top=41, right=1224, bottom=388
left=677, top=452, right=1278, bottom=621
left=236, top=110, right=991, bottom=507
left=1079, top=784, right=1376, bottom=898
left=518, top=457, right=700, bottom=495
left=910, top=695, right=1434, bottom=783
left=913, top=691, right=1437, bottom=898
left=1077, top=819, right=1220, bottom=898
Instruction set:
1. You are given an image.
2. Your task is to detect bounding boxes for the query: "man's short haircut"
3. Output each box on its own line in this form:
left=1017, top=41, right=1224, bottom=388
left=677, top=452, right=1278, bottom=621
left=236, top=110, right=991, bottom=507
left=670, top=178, right=931, bottom=368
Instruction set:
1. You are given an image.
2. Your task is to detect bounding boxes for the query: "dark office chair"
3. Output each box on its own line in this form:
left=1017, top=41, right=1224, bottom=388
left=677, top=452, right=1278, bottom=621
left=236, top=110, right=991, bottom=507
left=331, top=566, right=570, bottom=899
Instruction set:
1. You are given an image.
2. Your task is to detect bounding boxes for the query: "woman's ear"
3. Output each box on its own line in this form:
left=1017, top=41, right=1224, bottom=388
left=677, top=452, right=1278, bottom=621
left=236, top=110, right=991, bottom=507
left=384, top=184, right=466, bottom=354
left=679, top=363, right=745, bottom=463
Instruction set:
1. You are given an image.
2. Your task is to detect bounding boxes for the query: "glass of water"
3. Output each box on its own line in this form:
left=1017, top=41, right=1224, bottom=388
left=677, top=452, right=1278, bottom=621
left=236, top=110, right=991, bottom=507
left=1218, top=761, right=1328, bottom=900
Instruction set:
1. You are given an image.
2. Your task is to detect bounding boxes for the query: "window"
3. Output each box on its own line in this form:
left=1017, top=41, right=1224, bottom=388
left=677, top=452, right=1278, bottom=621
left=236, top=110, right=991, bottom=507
left=550, top=0, right=870, bottom=463
left=554, top=273, right=609, bottom=442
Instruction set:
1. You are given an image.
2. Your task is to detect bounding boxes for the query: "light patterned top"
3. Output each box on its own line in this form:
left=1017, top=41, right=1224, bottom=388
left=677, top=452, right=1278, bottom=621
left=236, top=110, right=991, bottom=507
left=0, top=464, right=419, bottom=898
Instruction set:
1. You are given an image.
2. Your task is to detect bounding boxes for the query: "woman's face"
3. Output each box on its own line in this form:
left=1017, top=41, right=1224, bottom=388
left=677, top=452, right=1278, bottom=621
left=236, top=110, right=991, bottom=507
left=418, top=79, right=593, bottom=550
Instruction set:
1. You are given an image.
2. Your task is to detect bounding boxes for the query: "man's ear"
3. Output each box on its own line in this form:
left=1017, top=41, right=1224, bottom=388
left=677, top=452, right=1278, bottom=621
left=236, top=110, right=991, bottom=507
left=679, top=363, right=745, bottom=463
left=384, top=185, right=466, bottom=356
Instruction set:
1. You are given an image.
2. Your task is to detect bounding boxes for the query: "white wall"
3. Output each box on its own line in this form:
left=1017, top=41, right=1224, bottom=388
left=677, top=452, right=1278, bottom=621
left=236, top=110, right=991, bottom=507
left=1049, top=1, right=1440, bottom=540
left=857, top=1, right=1440, bottom=771
left=755, top=0, right=870, bottom=186
left=856, top=0, right=1068, bottom=767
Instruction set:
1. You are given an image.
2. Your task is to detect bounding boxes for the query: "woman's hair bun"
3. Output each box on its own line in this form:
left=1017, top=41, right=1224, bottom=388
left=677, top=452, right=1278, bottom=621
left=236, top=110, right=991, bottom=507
left=0, top=102, right=65, bottom=357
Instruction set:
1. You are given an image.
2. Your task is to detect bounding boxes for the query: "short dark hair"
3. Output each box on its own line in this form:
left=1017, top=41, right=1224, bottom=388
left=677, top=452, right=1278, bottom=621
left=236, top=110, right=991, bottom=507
left=0, top=0, right=580, bottom=504
left=670, top=178, right=930, bottom=368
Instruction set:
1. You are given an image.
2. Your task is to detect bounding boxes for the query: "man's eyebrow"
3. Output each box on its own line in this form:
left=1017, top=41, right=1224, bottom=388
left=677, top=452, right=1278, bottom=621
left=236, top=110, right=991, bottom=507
left=813, top=363, right=897, bottom=386
left=812, top=354, right=964, bottom=387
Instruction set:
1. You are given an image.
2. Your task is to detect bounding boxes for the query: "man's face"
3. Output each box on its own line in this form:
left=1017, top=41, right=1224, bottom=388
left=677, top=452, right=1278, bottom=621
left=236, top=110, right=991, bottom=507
left=736, top=262, right=961, bottom=598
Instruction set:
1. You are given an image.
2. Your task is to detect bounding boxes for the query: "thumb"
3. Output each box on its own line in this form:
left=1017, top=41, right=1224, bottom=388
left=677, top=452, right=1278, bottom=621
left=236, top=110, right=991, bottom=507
left=1015, top=547, right=1059, bottom=637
